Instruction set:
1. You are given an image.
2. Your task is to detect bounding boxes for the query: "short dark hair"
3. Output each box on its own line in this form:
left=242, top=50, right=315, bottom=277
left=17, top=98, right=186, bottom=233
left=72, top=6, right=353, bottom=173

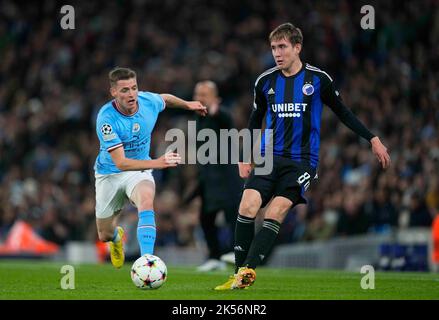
left=109, top=67, right=136, bottom=87
left=269, top=23, right=303, bottom=45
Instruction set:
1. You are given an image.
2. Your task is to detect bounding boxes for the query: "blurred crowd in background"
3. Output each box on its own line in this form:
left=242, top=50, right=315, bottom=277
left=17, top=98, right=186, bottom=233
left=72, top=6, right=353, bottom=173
left=0, top=0, right=438, bottom=253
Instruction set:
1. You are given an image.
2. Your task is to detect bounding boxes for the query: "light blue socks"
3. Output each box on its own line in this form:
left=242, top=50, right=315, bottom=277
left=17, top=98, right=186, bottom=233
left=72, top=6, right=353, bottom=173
left=137, top=210, right=156, bottom=255
left=112, top=227, right=121, bottom=242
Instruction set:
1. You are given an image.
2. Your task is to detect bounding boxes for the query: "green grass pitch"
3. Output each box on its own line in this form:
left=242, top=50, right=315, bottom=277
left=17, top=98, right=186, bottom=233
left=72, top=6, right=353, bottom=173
left=0, top=260, right=438, bottom=300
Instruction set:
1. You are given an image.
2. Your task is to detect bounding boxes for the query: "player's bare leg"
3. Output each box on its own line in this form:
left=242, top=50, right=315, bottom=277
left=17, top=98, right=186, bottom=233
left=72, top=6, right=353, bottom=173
left=264, top=196, right=292, bottom=222
left=238, top=189, right=263, bottom=218
left=96, top=213, right=125, bottom=269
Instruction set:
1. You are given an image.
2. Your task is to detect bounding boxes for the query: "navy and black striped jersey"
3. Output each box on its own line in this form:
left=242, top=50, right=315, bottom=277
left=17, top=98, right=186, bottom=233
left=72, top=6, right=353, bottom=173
left=248, top=63, right=374, bottom=168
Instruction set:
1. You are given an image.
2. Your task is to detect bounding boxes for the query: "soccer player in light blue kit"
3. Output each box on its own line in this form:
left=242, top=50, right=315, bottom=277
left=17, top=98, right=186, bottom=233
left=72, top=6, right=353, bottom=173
left=95, top=67, right=207, bottom=268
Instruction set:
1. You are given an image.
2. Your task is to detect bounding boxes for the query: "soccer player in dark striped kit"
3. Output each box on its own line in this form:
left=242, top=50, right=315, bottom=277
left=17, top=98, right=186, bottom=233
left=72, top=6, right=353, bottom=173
left=215, top=23, right=391, bottom=290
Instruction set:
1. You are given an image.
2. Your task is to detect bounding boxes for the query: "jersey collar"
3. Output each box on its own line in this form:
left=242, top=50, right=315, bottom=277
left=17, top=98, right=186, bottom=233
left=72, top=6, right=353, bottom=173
left=279, top=62, right=305, bottom=79
left=112, top=100, right=139, bottom=117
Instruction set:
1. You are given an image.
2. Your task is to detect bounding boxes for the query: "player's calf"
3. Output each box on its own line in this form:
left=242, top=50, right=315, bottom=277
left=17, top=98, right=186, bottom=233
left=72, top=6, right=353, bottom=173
left=97, top=229, right=115, bottom=242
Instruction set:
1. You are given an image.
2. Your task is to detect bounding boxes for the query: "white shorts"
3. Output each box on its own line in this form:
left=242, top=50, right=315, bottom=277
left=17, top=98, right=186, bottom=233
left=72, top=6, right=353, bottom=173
left=95, top=170, right=155, bottom=219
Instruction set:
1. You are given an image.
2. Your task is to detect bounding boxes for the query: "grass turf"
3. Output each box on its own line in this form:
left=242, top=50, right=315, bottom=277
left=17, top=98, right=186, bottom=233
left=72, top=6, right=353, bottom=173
left=0, top=260, right=438, bottom=300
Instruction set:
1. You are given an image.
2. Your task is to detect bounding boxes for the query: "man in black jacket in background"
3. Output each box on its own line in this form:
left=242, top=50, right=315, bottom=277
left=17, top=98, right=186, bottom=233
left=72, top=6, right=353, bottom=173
left=189, top=81, right=243, bottom=271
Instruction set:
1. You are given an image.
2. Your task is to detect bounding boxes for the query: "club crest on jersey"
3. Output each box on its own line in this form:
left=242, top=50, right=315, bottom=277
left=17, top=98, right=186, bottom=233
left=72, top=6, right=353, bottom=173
left=132, top=123, right=140, bottom=133
left=302, top=83, right=314, bottom=96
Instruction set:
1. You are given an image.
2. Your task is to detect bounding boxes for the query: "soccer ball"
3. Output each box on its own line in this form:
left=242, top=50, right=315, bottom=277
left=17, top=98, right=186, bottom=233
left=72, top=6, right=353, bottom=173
left=130, top=254, right=167, bottom=289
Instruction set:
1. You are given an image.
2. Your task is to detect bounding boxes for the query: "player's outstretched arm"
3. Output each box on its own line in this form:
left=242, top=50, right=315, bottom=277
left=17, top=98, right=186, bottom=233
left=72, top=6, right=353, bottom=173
left=160, top=93, right=207, bottom=116
left=109, top=147, right=181, bottom=170
left=320, top=74, right=391, bottom=169
left=328, top=100, right=391, bottom=169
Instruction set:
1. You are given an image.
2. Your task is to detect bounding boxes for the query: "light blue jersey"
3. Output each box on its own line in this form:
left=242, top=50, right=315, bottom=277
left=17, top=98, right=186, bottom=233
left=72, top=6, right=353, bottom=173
left=94, top=91, right=165, bottom=174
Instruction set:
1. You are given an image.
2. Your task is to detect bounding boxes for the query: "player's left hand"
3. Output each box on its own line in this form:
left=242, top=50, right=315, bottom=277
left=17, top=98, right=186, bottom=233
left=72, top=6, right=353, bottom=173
left=371, top=136, right=391, bottom=169
left=187, top=101, right=208, bottom=116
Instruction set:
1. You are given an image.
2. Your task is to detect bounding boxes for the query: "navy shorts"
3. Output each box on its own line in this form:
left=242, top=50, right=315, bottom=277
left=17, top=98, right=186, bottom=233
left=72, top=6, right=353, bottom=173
left=244, top=156, right=318, bottom=208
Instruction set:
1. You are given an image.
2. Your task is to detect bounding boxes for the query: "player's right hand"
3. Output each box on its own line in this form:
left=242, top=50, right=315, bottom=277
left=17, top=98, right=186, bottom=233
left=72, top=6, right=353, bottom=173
left=187, top=101, right=208, bottom=116
left=238, top=162, right=252, bottom=178
left=156, top=152, right=182, bottom=168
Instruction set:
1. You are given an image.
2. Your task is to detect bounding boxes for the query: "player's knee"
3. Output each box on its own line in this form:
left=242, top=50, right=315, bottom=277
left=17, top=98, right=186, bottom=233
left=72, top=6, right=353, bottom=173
left=239, top=201, right=259, bottom=218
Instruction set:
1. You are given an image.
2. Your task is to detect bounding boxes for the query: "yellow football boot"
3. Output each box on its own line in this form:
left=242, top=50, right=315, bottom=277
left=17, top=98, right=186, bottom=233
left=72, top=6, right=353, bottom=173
left=236, top=266, right=256, bottom=288
left=214, top=275, right=239, bottom=290
left=214, top=273, right=253, bottom=291
left=109, top=226, right=125, bottom=269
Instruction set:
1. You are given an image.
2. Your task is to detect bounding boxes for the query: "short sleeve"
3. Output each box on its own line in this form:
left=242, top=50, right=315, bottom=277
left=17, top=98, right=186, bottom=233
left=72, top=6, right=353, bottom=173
left=96, top=115, right=123, bottom=152
left=152, top=92, right=166, bottom=113
left=139, top=91, right=165, bottom=114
